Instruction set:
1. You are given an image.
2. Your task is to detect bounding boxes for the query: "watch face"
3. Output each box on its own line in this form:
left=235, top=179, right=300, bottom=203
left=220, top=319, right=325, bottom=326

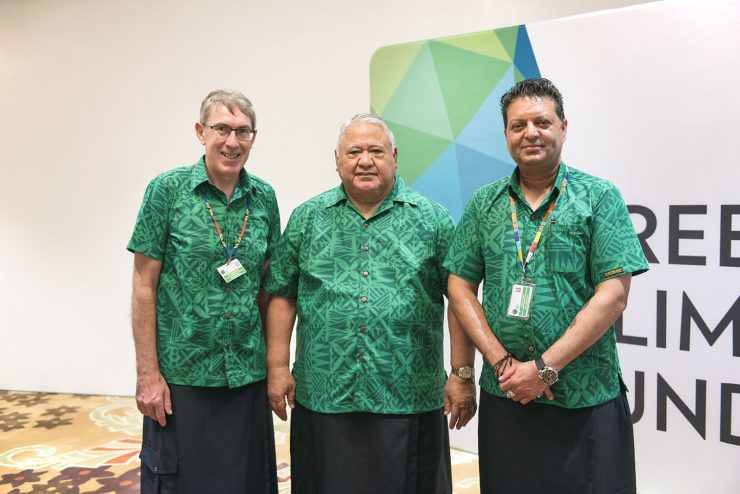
left=459, top=367, right=473, bottom=379
left=540, top=368, right=558, bottom=385
left=453, top=367, right=474, bottom=379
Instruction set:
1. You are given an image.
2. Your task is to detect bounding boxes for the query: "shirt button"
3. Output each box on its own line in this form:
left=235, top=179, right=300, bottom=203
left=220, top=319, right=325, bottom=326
left=362, top=246, right=369, bottom=252
left=525, top=278, right=532, bottom=284
left=225, top=313, right=231, bottom=319
left=361, top=296, right=368, bottom=303
left=528, top=345, right=535, bottom=353
left=359, top=326, right=367, bottom=333
left=362, top=270, right=369, bottom=277
left=225, top=287, right=231, bottom=293
left=363, top=222, right=369, bottom=228
left=530, top=214, right=536, bottom=220
left=358, top=355, right=365, bottom=362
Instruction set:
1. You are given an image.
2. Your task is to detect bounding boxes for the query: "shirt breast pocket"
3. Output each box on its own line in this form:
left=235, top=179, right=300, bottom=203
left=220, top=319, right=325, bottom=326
left=546, top=222, right=590, bottom=273
left=240, top=237, right=268, bottom=270
left=392, top=239, right=435, bottom=286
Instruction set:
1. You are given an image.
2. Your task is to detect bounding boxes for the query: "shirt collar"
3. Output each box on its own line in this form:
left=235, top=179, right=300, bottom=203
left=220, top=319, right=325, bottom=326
left=508, top=161, right=567, bottom=205
left=190, top=155, right=253, bottom=199
left=323, top=174, right=418, bottom=209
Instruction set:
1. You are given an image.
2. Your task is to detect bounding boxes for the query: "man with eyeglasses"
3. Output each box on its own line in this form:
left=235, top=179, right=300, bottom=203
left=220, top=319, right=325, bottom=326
left=127, top=89, right=280, bottom=493
left=264, top=113, right=477, bottom=494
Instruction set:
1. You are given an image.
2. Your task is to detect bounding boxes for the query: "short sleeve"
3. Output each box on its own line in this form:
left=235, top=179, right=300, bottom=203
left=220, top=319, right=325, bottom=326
left=433, top=206, right=456, bottom=296
left=127, top=176, right=172, bottom=260
left=589, top=184, right=649, bottom=285
left=263, top=187, right=282, bottom=261
left=263, top=205, right=306, bottom=298
left=444, top=191, right=485, bottom=283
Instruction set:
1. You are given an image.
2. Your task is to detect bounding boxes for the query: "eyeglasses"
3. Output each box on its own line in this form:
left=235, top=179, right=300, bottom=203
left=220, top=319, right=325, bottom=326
left=203, top=124, right=256, bottom=141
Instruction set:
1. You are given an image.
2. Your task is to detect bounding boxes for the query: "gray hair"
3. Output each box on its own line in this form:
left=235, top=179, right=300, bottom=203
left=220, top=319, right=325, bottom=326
left=336, top=113, right=396, bottom=151
left=199, top=89, right=256, bottom=128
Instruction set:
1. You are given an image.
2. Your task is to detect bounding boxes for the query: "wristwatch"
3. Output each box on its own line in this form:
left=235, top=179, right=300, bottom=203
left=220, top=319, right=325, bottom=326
left=535, top=357, right=558, bottom=385
left=451, top=366, right=475, bottom=381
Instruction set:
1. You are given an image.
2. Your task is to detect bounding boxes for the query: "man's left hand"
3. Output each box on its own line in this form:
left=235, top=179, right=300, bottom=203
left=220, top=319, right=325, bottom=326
left=444, top=374, right=477, bottom=429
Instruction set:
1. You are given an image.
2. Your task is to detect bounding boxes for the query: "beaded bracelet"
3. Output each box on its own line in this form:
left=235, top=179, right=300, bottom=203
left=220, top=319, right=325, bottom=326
left=492, top=353, right=512, bottom=377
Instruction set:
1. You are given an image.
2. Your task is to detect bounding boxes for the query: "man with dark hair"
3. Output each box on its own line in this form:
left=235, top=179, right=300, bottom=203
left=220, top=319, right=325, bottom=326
left=445, top=78, right=648, bottom=493
left=264, top=113, right=477, bottom=494
left=128, top=89, right=279, bottom=493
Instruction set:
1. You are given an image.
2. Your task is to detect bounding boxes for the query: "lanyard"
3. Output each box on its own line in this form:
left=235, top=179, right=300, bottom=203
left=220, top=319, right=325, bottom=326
left=509, top=167, right=569, bottom=281
left=200, top=189, right=252, bottom=261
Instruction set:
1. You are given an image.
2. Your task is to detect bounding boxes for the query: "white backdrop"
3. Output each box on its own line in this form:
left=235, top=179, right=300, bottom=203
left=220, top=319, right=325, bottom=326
left=4, top=0, right=740, bottom=492
left=528, top=1, right=740, bottom=492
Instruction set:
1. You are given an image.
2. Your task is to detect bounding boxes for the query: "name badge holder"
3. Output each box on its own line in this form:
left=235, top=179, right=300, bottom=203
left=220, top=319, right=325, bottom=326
left=218, top=258, right=247, bottom=283
left=506, top=168, right=568, bottom=320
left=507, top=282, right=535, bottom=320
left=201, top=189, right=252, bottom=283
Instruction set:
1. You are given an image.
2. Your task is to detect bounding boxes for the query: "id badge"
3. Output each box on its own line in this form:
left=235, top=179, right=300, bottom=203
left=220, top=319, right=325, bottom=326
left=506, top=283, right=535, bottom=320
left=217, top=258, right=246, bottom=283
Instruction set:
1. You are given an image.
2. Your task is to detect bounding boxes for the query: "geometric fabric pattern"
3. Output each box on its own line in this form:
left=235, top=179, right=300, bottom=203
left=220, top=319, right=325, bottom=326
left=127, top=158, right=282, bottom=388
left=443, top=166, right=650, bottom=408
left=370, top=25, right=540, bottom=221
left=264, top=178, right=454, bottom=414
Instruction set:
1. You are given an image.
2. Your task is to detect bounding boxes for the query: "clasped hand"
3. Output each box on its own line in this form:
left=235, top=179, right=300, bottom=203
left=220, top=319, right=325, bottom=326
left=498, top=359, right=554, bottom=405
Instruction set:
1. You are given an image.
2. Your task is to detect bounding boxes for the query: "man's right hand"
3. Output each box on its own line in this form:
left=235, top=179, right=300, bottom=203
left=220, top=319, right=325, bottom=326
left=268, top=366, right=296, bottom=421
left=136, top=370, right=172, bottom=427
left=498, top=359, right=554, bottom=404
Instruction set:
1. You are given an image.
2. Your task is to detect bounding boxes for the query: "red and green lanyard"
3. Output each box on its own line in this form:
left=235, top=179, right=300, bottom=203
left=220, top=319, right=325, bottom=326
left=200, top=190, right=252, bottom=262
left=509, top=167, right=569, bottom=282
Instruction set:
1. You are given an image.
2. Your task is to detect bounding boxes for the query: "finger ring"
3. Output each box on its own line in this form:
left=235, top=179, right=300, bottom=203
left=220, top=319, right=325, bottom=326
left=505, top=390, right=515, bottom=399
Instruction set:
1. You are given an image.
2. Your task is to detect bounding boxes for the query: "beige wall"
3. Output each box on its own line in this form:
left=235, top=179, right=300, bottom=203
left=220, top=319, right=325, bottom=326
left=0, top=0, right=655, bottom=394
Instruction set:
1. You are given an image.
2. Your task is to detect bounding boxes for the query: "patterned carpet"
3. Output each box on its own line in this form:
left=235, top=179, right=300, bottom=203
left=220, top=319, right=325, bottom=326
left=0, top=390, right=480, bottom=493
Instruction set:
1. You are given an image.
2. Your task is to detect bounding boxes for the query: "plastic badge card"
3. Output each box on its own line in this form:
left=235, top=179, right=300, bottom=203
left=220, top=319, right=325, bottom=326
left=506, top=283, right=535, bottom=319
left=218, top=259, right=246, bottom=283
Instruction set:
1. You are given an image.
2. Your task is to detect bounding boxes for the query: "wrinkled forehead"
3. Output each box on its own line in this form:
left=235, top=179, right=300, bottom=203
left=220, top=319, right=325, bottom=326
left=339, top=122, right=392, bottom=148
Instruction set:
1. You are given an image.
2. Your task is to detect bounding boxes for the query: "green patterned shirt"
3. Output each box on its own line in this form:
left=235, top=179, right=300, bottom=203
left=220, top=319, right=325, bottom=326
left=444, top=164, right=648, bottom=408
left=264, top=177, right=454, bottom=414
left=127, top=156, right=281, bottom=388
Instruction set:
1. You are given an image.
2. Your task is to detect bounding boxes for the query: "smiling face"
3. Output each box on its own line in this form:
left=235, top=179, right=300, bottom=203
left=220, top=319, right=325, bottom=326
left=504, top=96, right=567, bottom=172
left=335, top=121, right=397, bottom=204
left=195, top=103, right=255, bottom=183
